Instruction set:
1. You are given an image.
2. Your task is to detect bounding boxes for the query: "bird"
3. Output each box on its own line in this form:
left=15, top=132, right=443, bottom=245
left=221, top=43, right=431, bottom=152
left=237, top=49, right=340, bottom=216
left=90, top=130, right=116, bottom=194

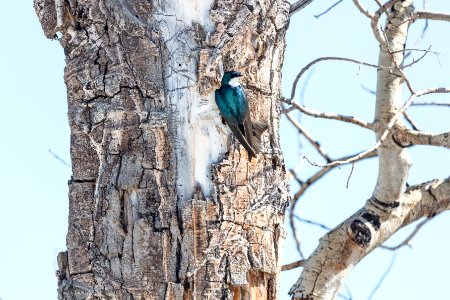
left=215, top=71, right=268, bottom=159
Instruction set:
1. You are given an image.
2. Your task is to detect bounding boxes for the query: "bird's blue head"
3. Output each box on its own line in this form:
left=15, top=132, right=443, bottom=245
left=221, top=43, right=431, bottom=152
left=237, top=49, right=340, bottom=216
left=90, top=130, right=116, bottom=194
left=221, top=71, right=243, bottom=85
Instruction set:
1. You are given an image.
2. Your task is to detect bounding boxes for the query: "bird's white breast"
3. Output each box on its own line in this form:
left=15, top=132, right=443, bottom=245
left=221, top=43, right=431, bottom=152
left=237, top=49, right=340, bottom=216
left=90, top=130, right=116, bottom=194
left=228, top=77, right=241, bottom=87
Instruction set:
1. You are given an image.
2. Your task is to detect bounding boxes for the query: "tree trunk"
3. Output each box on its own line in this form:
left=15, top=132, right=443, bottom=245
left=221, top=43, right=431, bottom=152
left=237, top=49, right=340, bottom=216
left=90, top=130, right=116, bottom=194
left=289, top=1, right=450, bottom=299
left=34, top=0, right=290, bottom=299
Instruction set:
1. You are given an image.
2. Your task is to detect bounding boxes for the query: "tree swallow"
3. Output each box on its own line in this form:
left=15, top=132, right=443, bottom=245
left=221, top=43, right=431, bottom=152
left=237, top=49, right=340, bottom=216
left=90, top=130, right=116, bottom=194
left=215, top=71, right=268, bottom=159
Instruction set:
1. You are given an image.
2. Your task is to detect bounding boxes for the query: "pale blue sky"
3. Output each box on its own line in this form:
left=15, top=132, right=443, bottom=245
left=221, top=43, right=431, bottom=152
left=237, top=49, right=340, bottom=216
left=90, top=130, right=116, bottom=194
left=0, top=1, right=448, bottom=300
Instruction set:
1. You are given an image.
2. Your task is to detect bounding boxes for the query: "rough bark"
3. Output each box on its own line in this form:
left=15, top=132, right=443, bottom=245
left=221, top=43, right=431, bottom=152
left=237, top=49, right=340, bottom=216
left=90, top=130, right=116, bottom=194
left=34, top=0, right=290, bottom=299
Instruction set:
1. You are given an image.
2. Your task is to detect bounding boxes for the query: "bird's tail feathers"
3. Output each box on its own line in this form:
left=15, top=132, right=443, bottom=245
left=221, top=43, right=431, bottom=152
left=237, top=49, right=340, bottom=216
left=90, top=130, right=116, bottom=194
left=251, top=135, right=261, bottom=155
left=227, top=124, right=258, bottom=158
left=252, top=120, right=269, bottom=138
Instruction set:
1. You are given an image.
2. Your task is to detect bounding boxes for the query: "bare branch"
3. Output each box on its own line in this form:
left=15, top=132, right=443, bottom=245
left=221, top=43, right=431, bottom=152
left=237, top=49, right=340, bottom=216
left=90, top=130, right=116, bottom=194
left=293, top=214, right=331, bottom=231
left=367, top=254, right=397, bottom=300
left=406, top=0, right=429, bottom=59
left=411, top=101, right=450, bottom=107
left=281, top=106, right=296, bottom=114
left=381, top=216, right=436, bottom=251
left=290, top=177, right=450, bottom=299
left=393, top=129, right=450, bottom=148
left=288, top=168, right=304, bottom=186
left=285, top=53, right=428, bottom=103
left=361, top=83, right=376, bottom=95
left=290, top=213, right=305, bottom=259
left=340, top=285, right=353, bottom=300
left=314, top=0, right=344, bottom=19
left=282, top=99, right=373, bottom=130
left=48, top=149, right=71, bottom=167
left=290, top=0, right=315, bottom=16
left=373, top=0, right=383, bottom=8
left=402, top=112, right=420, bottom=131
left=284, top=111, right=332, bottom=162
left=289, top=150, right=377, bottom=259
left=402, top=46, right=434, bottom=68
left=369, top=0, right=404, bottom=49
left=405, top=21, right=430, bottom=59
left=346, top=163, right=355, bottom=189
left=370, top=9, right=387, bottom=48
left=306, top=87, right=450, bottom=168
left=418, top=87, right=450, bottom=96
left=398, top=67, right=415, bottom=94
left=285, top=57, right=381, bottom=102
left=293, top=150, right=377, bottom=202
left=282, top=259, right=306, bottom=271
left=351, top=0, right=374, bottom=18
left=414, top=10, right=450, bottom=22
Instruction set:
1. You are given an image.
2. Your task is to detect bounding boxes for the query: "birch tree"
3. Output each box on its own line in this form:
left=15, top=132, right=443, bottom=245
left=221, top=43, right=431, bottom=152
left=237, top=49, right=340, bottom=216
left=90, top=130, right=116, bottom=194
left=284, top=1, right=450, bottom=299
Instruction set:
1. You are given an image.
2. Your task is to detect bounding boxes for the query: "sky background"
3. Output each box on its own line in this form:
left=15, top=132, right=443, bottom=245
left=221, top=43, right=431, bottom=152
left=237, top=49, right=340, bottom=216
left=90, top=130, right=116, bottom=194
left=0, top=1, right=449, bottom=300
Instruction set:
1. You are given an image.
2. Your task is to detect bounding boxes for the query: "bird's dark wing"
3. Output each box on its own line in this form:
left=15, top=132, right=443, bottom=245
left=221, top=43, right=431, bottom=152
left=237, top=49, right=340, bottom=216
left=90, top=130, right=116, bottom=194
left=222, top=115, right=257, bottom=158
left=234, top=86, right=258, bottom=157
left=243, top=114, right=256, bottom=153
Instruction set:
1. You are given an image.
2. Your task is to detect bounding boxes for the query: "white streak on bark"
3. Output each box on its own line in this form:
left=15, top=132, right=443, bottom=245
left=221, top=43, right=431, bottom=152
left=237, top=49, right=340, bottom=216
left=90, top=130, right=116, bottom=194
left=153, top=0, right=224, bottom=200
left=55, top=0, right=64, bottom=30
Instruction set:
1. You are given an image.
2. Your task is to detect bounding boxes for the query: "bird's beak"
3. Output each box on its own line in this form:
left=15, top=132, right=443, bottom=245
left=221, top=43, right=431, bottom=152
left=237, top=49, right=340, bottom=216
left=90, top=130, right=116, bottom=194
left=236, top=73, right=243, bottom=77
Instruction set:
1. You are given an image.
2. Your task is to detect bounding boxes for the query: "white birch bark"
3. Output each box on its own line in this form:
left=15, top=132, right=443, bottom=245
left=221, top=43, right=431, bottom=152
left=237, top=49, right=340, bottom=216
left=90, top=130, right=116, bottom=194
left=289, top=1, right=450, bottom=299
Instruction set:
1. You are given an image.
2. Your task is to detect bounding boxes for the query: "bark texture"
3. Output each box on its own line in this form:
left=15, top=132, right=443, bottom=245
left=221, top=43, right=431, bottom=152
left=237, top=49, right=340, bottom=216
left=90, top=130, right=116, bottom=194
left=34, top=0, right=290, bottom=299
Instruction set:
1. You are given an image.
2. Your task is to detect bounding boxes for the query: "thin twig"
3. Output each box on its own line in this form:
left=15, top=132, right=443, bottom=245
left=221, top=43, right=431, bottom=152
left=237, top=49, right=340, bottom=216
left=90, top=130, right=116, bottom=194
left=285, top=54, right=428, bottom=103
left=286, top=57, right=380, bottom=102
left=402, top=46, right=433, bottom=68
left=374, top=0, right=383, bottom=8
left=381, top=216, right=435, bottom=250
left=299, top=68, right=315, bottom=104
left=403, top=112, right=420, bottom=131
left=292, top=150, right=377, bottom=202
left=404, top=0, right=430, bottom=58
left=346, top=163, right=355, bottom=189
left=380, top=30, right=416, bottom=94
left=370, top=0, right=404, bottom=50
left=284, top=110, right=332, bottom=162
left=48, top=149, right=71, bottom=167
left=411, top=101, right=450, bottom=107
left=281, top=259, right=306, bottom=271
left=289, top=150, right=377, bottom=259
left=404, top=19, right=429, bottom=59
left=301, top=87, right=450, bottom=168
left=281, top=106, right=296, bottom=114
left=282, top=99, right=373, bottom=130
left=367, top=254, right=397, bottom=300
left=361, top=84, right=376, bottom=95
left=314, top=0, right=344, bottom=18
left=342, top=284, right=353, bottom=300
left=288, top=168, right=304, bottom=186
left=351, top=0, right=374, bottom=18
left=290, top=0, right=315, bottom=16
left=293, top=214, right=331, bottom=231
